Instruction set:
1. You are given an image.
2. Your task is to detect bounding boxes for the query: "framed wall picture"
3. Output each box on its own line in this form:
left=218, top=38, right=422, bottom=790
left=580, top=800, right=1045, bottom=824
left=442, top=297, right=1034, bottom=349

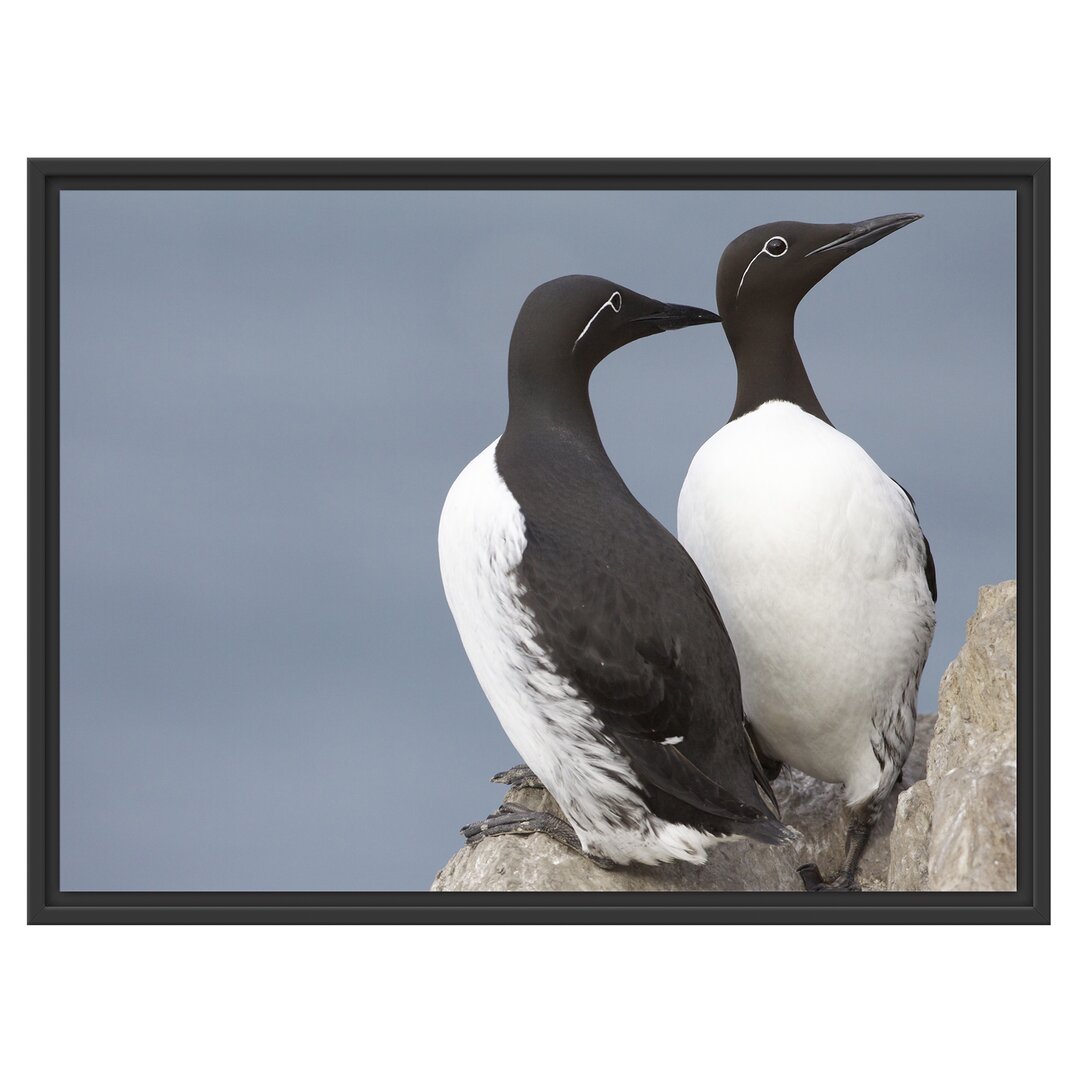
left=27, top=158, right=1049, bottom=924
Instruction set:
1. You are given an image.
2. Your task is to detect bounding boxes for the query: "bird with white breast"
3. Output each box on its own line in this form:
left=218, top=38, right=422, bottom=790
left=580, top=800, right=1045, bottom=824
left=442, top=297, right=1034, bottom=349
left=678, top=214, right=936, bottom=891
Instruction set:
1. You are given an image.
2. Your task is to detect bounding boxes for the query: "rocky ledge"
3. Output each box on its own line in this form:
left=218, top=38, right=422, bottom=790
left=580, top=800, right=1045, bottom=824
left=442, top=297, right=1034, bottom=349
left=888, top=580, right=1017, bottom=891
left=432, top=581, right=1017, bottom=893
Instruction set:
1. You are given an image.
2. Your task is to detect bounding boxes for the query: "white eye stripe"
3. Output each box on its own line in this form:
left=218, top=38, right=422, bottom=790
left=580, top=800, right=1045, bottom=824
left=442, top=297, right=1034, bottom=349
left=574, top=291, right=623, bottom=346
left=735, top=236, right=788, bottom=299
left=735, top=250, right=764, bottom=299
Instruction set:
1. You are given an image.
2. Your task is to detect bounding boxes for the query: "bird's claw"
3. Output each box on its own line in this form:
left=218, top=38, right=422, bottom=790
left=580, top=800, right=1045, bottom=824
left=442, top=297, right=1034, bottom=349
left=489, top=763, right=546, bottom=790
left=797, top=863, right=861, bottom=893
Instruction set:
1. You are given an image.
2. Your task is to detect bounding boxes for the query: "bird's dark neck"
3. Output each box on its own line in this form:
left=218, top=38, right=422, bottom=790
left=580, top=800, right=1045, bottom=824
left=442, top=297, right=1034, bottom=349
left=506, top=376, right=602, bottom=445
left=503, top=342, right=608, bottom=454
left=724, top=305, right=831, bottom=425
left=500, top=346, right=622, bottom=489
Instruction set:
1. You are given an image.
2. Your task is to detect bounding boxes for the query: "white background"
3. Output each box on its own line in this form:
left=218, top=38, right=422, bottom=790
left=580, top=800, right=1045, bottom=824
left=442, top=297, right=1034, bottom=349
left=1, top=3, right=1070, bottom=1076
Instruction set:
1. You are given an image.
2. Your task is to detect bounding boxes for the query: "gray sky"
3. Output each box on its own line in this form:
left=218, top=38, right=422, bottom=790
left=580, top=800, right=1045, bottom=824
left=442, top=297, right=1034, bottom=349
left=59, top=188, right=1015, bottom=891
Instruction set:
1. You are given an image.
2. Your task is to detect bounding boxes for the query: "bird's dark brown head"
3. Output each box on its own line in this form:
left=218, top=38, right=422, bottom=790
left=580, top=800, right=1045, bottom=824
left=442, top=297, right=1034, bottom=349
left=510, top=274, right=721, bottom=379
left=715, top=213, right=923, bottom=324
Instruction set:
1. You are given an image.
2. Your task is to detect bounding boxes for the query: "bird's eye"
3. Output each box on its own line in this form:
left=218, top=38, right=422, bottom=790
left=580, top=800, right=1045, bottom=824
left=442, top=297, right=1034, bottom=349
left=610, top=291, right=622, bottom=312
left=765, top=237, right=788, bottom=257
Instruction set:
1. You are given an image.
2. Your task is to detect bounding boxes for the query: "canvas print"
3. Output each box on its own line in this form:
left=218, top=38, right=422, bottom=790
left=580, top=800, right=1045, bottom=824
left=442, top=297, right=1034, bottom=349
left=57, top=186, right=1017, bottom=895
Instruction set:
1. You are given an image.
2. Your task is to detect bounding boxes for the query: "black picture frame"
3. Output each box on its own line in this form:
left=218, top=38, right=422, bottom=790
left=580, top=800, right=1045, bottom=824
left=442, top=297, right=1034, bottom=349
left=27, top=158, right=1050, bottom=925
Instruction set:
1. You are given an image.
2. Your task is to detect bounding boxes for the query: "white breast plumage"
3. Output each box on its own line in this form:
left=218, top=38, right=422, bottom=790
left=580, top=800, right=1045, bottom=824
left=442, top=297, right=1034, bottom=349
left=677, top=401, right=935, bottom=806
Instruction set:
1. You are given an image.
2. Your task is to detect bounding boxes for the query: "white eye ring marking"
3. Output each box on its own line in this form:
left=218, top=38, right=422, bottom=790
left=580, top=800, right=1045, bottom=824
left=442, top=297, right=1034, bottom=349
left=736, top=235, right=789, bottom=299
left=574, top=290, right=623, bottom=346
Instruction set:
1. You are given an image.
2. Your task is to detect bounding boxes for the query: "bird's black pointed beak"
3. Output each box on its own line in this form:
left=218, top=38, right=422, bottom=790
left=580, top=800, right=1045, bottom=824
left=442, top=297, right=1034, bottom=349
left=631, top=302, right=722, bottom=333
left=804, top=212, right=923, bottom=259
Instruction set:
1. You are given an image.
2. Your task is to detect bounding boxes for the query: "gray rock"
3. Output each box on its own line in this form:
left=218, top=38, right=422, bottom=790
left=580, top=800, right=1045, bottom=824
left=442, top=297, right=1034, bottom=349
left=434, top=581, right=1017, bottom=893
left=888, top=781, right=934, bottom=891
left=888, top=581, right=1017, bottom=892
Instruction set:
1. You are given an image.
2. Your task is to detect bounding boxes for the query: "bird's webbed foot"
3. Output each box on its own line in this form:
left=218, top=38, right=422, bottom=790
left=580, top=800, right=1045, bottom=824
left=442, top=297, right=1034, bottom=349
left=796, top=864, right=862, bottom=893
left=460, top=801, right=617, bottom=870
left=489, top=763, right=546, bottom=792
left=797, top=816, right=874, bottom=893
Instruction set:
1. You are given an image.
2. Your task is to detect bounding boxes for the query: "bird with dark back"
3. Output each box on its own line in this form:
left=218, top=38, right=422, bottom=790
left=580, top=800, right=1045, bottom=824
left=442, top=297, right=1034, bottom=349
left=440, top=275, right=794, bottom=868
